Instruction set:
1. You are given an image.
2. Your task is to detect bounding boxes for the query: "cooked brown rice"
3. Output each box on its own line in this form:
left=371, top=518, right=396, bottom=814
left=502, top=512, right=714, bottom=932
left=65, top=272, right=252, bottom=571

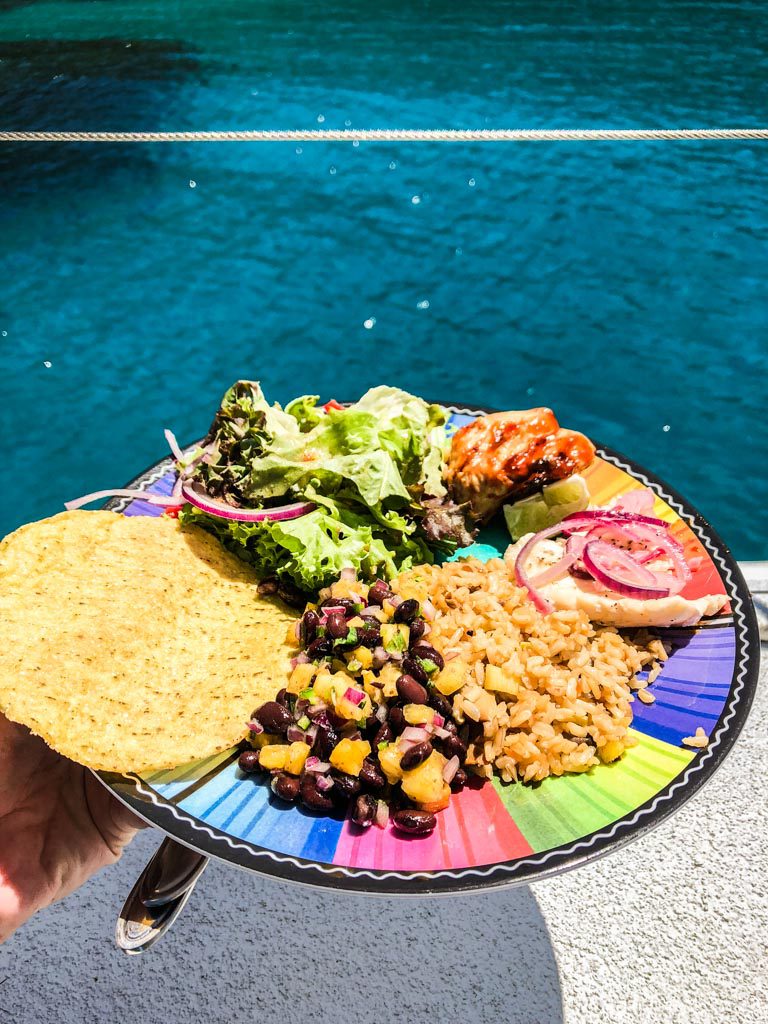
left=394, top=557, right=668, bottom=783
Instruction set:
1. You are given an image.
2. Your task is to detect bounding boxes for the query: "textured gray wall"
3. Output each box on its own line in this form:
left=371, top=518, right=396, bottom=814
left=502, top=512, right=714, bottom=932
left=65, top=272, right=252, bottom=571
left=2, top=659, right=765, bottom=1024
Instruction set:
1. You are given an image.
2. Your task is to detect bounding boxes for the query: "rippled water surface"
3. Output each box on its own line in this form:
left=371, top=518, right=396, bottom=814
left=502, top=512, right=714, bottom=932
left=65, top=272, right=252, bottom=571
left=0, top=1, right=766, bottom=556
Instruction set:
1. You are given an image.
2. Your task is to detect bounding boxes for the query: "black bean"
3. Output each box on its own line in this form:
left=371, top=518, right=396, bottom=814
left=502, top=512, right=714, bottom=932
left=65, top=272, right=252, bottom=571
left=238, top=749, right=262, bottom=774
left=275, top=688, right=289, bottom=707
left=300, top=773, right=335, bottom=811
left=428, top=690, right=452, bottom=718
left=356, top=625, right=381, bottom=649
left=367, top=579, right=393, bottom=606
left=388, top=707, right=406, bottom=735
left=392, top=809, right=437, bottom=835
left=352, top=794, right=377, bottom=827
left=563, top=731, right=596, bottom=749
left=257, top=577, right=279, bottom=596
left=271, top=772, right=300, bottom=802
left=325, top=612, right=349, bottom=641
left=320, top=597, right=357, bottom=613
left=254, top=701, right=293, bottom=734
left=277, top=579, right=307, bottom=608
left=313, top=723, right=340, bottom=760
left=401, top=656, right=429, bottom=686
left=450, top=768, right=468, bottom=793
left=330, top=771, right=361, bottom=799
left=306, top=636, right=333, bottom=660
left=400, top=741, right=433, bottom=770
left=373, top=722, right=394, bottom=748
left=393, top=598, right=420, bottom=624
left=441, top=719, right=458, bottom=736
left=396, top=674, right=428, bottom=705
left=410, top=643, right=445, bottom=672
left=359, top=758, right=386, bottom=791
left=408, top=619, right=428, bottom=645
left=300, top=610, right=320, bottom=647
left=441, top=734, right=468, bottom=761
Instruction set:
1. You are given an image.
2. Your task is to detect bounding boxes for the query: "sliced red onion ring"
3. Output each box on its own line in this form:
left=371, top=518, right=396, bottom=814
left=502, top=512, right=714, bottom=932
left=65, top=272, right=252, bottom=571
left=560, top=509, right=669, bottom=532
left=443, top=755, right=461, bottom=784
left=163, top=428, right=185, bottom=463
left=610, top=522, right=691, bottom=595
left=582, top=540, right=670, bottom=599
left=64, top=488, right=183, bottom=511
left=612, top=487, right=656, bottom=515
left=529, top=549, right=578, bottom=588
left=513, top=522, right=567, bottom=614
left=181, top=482, right=315, bottom=523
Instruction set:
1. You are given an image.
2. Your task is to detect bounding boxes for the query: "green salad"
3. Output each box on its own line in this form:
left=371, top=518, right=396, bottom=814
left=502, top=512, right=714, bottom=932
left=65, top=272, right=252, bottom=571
left=178, top=382, right=473, bottom=595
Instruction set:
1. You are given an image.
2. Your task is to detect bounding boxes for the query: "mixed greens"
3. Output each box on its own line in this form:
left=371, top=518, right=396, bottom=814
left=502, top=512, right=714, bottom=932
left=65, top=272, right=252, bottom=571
left=179, top=382, right=474, bottom=595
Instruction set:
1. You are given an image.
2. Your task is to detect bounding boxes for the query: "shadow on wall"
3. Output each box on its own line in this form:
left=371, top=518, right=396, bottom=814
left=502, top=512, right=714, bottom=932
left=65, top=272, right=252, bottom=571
left=0, top=829, right=564, bottom=1024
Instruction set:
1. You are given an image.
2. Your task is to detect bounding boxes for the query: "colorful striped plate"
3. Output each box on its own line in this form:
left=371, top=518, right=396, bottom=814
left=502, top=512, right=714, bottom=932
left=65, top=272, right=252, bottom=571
left=96, top=404, right=759, bottom=894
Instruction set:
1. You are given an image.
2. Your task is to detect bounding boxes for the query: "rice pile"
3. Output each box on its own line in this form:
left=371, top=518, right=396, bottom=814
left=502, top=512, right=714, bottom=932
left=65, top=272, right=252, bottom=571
left=394, top=557, right=668, bottom=784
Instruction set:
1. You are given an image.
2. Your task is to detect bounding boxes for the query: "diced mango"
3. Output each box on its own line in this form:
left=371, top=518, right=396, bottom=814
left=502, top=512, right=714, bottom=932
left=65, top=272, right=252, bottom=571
left=258, top=744, right=291, bottom=770
left=249, top=731, right=281, bottom=750
left=434, top=658, right=468, bottom=696
left=285, top=741, right=311, bottom=775
left=288, top=661, right=316, bottom=695
left=378, top=745, right=404, bottom=783
left=347, top=616, right=365, bottom=630
left=286, top=621, right=300, bottom=646
left=401, top=750, right=450, bottom=807
left=313, top=670, right=335, bottom=703
left=599, top=739, right=625, bottom=764
left=334, top=692, right=371, bottom=721
left=330, top=578, right=364, bottom=601
left=349, top=646, right=373, bottom=669
left=396, top=579, right=428, bottom=605
left=418, top=790, right=451, bottom=813
left=382, top=599, right=397, bottom=619
left=403, top=704, right=435, bottom=726
left=329, top=738, right=371, bottom=777
left=378, top=663, right=401, bottom=699
left=381, top=623, right=409, bottom=653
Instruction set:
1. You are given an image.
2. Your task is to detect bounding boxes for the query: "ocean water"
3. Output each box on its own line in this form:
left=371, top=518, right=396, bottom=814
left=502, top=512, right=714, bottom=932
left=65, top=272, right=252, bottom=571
left=0, top=1, right=766, bottom=556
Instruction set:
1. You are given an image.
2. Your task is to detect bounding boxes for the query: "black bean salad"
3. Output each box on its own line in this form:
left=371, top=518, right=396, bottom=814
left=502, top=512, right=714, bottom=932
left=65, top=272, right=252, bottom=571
left=238, top=570, right=471, bottom=837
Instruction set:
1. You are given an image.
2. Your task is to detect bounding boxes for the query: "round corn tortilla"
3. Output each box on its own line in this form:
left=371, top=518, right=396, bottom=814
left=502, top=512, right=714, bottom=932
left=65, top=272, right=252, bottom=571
left=0, top=510, right=295, bottom=772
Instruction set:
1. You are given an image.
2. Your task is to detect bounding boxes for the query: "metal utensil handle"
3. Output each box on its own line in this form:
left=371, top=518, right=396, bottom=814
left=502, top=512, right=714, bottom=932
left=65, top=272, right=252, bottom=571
left=115, top=837, right=209, bottom=954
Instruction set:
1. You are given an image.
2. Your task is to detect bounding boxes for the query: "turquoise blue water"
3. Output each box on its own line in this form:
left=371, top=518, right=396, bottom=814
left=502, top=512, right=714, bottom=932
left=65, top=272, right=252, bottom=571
left=0, top=2, right=766, bottom=556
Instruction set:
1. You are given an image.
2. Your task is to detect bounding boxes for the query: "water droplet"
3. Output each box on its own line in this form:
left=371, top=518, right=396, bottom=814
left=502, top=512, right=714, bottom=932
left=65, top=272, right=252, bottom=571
left=411, top=195, right=421, bottom=205
left=251, top=89, right=259, bottom=96
left=389, top=161, right=397, bottom=170
left=317, top=114, right=325, bottom=123
left=344, top=119, right=352, bottom=127
left=189, top=180, right=197, bottom=189
left=295, top=146, right=303, bottom=154
left=1, top=330, right=6, bottom=337
left=455, top=247, right=463, bottom=256
left=352, top=140, right=359, bottom=148
left=526, top=387, right=535, bottom=396
left=468, top=177, right=476, bottom=187
left=43, top=360, right=52, bottom=368
left=363, top=318, right=376, bottom=330
left=663, top=424, right=671, bottom=432
left=416, top=299, right=430, bottom=310
left=329, top=166, right=337, bottom=175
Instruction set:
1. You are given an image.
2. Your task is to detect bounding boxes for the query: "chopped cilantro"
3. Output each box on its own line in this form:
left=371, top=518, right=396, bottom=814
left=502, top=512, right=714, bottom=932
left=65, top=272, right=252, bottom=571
left=377, top=741, right=390, bottom=750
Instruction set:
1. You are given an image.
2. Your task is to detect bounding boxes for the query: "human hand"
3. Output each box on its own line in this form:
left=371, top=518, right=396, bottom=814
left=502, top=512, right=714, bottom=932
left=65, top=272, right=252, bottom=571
left=0, top=712, right=146, bottom=943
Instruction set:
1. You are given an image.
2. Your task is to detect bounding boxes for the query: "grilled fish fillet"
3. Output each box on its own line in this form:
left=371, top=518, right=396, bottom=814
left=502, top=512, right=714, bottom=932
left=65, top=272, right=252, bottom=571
left=446, top=408, right=596, bottom=522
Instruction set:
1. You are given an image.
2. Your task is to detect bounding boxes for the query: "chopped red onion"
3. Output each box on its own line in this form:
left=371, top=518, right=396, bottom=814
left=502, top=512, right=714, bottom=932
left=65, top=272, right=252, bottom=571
left=390, top=595, right=403, bottom=607
left=375, top=800, right=389, bottom=829
left=343, top=687, right=365, bottom=706
left=295, top=651, right=310, bottom=665
left=432, top=713, right=445, bottom=729
left=433, top=726, right=451, bottom=740
left=340, top=567, right=357, bottom=581
left=362, top=606, right=385, bottom=620
left=246, top=720, right=264, bottom=734
left=421, top=599, right=436, bottom=621
left=372, top=646, right=389, bottom=670
left=401, top=726, right=431, bottom=743
left=286, top=725, right=308, bottom=743
left=315, top=775, right=335, bottom=793
left=375, top=703, right=389, bottom=724
left=304, top=757, right=331, bottom=774
left=305, top=724, right=319, bottom=745
left=293, top=621, right=302, bottom=641
left=306, top=702, right=329, bottom=719
left=443, top=755, right=461, bottom=783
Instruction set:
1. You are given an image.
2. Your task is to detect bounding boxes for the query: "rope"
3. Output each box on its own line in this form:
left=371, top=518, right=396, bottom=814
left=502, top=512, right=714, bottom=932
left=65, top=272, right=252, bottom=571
left=0, top=128, right=766, bottom=143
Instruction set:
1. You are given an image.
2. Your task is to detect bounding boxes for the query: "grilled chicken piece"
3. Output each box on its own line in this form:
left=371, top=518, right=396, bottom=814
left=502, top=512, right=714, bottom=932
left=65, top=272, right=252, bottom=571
left=445, top=408, right=596, bottom=523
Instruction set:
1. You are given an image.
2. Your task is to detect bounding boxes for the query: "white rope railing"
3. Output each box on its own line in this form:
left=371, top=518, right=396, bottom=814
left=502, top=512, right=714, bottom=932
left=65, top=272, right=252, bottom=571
left=0, top=128, right=766, bottom=143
